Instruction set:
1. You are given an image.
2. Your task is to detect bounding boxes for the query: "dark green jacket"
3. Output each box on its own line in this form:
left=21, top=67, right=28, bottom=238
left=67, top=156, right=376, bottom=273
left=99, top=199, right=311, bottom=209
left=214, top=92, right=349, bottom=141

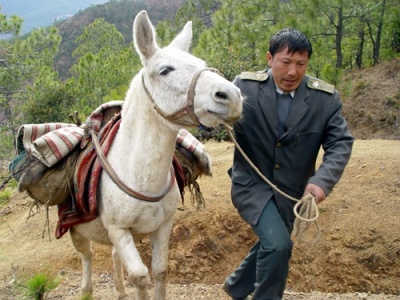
left=230, top=70, right=354, bottom=231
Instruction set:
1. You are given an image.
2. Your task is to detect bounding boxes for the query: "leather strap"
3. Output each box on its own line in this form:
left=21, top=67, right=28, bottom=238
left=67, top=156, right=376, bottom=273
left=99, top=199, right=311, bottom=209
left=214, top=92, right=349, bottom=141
left=142, top=68, right=224, bottom=126
left=90, top=128, right=176, bottom=202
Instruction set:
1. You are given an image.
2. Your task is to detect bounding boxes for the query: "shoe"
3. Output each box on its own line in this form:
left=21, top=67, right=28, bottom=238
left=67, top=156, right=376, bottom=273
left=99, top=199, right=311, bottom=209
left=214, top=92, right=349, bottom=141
left=222, top=281, right=248, bottom=300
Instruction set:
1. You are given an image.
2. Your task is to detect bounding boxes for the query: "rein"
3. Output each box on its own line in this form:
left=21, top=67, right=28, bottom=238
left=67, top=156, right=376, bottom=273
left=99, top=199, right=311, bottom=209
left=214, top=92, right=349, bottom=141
left=224, top=124, right=321, bottom=243
left=89, top=127, right=175, bottom=202
left=142, top=68, right=223, bottom=126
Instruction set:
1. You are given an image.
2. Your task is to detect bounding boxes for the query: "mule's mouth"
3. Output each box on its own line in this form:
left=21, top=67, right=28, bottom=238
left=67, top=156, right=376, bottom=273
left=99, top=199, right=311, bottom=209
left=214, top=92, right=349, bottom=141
left=207, top=110, right=241, bottom=124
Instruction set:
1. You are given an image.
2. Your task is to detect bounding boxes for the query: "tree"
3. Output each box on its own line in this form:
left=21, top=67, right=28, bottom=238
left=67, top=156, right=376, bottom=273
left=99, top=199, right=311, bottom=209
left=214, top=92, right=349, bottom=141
left=193, top=0, right=289, bottom=79
left=155, top=0, right=221, bottom=49
left=0, top=7, right=22, bottom=36
left=390, top=15, right=400, bottom=54
left=69, top=19, right=140, bottom=116
left=287, top=0, right=361, bottom=70
left=15, top=27, right=62, bottom=124
left=0, top=9, right=23, bottom=159
left=361, top=0, right=390, bottom=64
left=0, top=7, right=23, bottom=122
left=72, top=18, right=124, bottom=59
left=0, top=10, right=61, bottom=159
left=355, top=26, right=366, bottom=68
left=193, top=0, right=253, bottom=79
left=22, top=79, right=75, bottom=124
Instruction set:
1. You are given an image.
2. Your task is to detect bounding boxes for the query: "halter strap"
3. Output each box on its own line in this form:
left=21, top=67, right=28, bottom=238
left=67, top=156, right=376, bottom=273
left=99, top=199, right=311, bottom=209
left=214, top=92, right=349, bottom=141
left=142, top=68, right=224, bottom=126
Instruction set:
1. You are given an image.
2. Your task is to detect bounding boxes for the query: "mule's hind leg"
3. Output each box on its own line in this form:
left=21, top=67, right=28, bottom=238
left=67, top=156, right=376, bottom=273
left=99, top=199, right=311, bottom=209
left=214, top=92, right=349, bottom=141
left=149, top=218, right=175, bottom=300
left=112, top=246, right=129, bottom=300
left=69, top=227, right=93, bottom=295
left=108, top=226, right=150, bottom=300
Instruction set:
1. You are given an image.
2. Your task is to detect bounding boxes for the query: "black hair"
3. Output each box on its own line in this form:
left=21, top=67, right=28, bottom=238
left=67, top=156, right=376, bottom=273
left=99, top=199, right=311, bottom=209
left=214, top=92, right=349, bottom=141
left=268, top=28, right=313, bottom=58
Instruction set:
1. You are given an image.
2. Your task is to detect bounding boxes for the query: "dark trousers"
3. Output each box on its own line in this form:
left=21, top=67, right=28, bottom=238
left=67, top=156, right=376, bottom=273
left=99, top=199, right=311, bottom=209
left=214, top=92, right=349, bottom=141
left=224, top=200, right=293, bottom=300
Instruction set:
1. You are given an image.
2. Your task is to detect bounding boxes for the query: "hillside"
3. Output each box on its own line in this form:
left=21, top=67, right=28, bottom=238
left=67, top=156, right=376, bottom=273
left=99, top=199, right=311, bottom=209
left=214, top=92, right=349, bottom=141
left=54, top=0, right=187, bottom=79
left=340, top=59, right=400, bottom=140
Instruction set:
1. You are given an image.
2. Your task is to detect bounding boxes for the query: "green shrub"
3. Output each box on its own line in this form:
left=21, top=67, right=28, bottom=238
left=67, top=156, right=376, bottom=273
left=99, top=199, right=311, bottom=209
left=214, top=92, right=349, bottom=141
left=321, top=64, right=343, bottom=86
left=353, top=80, right=371, bottom=95
left=386, top=97, right=398, bottom=107
left=0, top=128, right=15, bottom=160
left=0, top=189, right=12, bottom=206
left=24, top=273, right=59, bottom=300
left=7, top=178, right=18, bottom=189
left=80, top=292, right=93, bottom=300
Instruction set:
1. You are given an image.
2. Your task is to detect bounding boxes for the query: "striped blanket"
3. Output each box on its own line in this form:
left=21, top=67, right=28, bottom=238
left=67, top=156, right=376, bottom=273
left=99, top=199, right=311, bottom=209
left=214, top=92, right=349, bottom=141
left=16, top=101, right=124, bottom=167
left=17, top=124, right=84, bottom=167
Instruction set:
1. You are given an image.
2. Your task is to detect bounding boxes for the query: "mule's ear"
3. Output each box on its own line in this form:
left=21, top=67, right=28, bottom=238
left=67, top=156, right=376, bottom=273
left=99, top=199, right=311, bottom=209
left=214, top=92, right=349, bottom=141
left=133, top=11, right=159, bottom=60
left=169, top=21, right=192, bottom=52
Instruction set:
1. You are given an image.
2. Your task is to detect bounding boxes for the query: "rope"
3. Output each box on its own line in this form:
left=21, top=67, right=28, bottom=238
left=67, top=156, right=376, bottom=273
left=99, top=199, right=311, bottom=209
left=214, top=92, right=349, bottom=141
left=292, top=194, right=321, bottom=243
left=224, top=124, right=320, bottom=243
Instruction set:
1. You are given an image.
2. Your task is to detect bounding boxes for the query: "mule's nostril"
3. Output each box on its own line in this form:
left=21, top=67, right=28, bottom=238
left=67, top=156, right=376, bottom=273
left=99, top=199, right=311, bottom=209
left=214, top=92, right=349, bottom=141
left=216, top=91, right=228, bottom=100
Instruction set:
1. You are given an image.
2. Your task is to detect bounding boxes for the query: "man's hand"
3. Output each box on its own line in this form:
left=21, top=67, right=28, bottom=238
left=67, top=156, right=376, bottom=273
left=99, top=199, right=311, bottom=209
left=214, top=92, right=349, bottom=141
left=304, top=183, right=326, bottom=204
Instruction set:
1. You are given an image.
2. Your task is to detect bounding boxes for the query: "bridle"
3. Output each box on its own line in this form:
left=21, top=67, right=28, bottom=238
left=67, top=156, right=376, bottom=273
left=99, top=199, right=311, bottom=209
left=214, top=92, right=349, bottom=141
left=141, top=67, right=224, bottom=126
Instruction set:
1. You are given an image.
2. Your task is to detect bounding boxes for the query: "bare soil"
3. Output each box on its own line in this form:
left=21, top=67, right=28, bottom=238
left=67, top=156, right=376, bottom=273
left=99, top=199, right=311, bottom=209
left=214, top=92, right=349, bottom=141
left=1, top=139, right=400, bottom=299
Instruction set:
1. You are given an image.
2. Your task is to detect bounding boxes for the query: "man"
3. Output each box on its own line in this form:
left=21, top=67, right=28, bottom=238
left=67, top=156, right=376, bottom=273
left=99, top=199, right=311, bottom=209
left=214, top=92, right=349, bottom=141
left=223, top=28, right=354, bottom=299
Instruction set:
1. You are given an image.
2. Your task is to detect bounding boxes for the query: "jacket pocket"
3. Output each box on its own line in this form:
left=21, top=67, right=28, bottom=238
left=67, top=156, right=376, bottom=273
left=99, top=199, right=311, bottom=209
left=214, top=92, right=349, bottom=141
left=232, top=174, right=253, bottom=186
left=231, top=174, right=253, bottom=204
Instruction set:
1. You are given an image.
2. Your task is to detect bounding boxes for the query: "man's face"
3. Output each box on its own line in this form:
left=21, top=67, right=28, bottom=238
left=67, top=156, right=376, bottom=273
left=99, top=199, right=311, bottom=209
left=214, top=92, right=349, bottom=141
left=267, top=47, right=309, bottom=93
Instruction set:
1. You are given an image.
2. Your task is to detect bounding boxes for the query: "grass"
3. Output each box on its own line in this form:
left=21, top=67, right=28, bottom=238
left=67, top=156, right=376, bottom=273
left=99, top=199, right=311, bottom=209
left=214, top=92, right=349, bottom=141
left=0, top=171, right=17, bottom=208
left=80, top=292, right=93, bottom=300
left=24, top=272, right=60, bottom=300
left=0, top=189, right=12, bottom=207
left=1, top=265, right=61, bottom=300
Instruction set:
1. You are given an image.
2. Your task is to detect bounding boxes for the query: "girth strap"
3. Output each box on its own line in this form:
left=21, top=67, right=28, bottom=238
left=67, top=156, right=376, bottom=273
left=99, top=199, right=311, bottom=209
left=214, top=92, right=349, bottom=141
left=89, top=127, right=176, bottom=202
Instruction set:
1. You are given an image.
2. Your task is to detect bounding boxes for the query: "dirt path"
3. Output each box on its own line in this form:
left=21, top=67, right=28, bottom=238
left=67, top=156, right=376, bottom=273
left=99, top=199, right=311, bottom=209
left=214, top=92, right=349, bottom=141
left=1, top=140, right=399, bottom=299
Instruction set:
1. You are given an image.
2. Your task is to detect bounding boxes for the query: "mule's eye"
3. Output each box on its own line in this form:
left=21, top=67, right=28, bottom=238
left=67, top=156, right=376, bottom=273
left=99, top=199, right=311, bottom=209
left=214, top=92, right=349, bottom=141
left=159, top=66, right=175, bottom=76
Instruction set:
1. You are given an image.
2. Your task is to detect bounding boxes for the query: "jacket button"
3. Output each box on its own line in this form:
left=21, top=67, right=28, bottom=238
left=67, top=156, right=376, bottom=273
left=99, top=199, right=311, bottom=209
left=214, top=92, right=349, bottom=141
left=274, top=164, right=280, bottom=169
left=276, top=142, right=282, bottom=148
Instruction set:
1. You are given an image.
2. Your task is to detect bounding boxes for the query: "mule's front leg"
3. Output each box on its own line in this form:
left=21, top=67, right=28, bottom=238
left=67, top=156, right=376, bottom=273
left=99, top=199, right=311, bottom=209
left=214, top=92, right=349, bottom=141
left=149, top=218, right=175, bottom=300
left=70, top=227, right=93, bottom=296
left=108, top=226, right=150, bottom=300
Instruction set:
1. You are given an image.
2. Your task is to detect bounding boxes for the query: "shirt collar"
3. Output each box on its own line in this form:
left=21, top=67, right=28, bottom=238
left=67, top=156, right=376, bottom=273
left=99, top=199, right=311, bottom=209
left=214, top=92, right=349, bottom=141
left=276, top=86, right=295, bottom=98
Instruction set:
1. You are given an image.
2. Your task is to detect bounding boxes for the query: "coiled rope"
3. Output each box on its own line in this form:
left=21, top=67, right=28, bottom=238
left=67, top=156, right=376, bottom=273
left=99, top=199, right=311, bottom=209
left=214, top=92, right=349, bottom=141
left=224, top=124, right=321, bottom=243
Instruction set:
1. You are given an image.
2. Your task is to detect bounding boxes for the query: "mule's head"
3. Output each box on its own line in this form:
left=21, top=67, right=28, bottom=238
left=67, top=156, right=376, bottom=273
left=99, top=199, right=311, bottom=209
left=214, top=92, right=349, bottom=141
left=133, top=11, right=242, bottom=128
